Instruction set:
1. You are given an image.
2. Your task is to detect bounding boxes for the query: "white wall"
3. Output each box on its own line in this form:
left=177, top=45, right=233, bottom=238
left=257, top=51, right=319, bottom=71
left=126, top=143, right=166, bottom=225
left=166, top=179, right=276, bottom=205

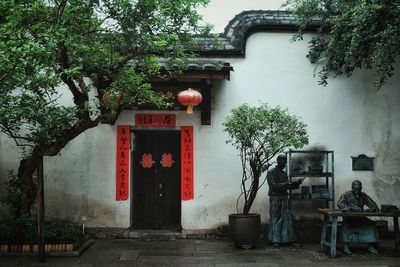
left=34, top=31, right=399, bottom=229
left=179, top=32, right=400, bottom=229
left=1, top=1, right=399, bottom=230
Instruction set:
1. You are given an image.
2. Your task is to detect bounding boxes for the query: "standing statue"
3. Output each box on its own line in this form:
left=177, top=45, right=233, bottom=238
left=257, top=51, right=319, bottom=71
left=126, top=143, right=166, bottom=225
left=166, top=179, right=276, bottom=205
left=337, top=180, right=379, bottom=255
left=267, top=154, right=302, bottom=247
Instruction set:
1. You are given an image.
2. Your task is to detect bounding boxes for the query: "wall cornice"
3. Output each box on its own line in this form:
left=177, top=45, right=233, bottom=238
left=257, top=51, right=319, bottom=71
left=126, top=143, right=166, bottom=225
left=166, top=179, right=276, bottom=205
left=193, top=10, right=318, bottom=57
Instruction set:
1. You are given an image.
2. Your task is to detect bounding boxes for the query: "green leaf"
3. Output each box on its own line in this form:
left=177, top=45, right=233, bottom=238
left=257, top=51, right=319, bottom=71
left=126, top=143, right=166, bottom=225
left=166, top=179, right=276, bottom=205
left=223, top=103, right=309, bottom=213
left=286, top=0, right=400, bottom=88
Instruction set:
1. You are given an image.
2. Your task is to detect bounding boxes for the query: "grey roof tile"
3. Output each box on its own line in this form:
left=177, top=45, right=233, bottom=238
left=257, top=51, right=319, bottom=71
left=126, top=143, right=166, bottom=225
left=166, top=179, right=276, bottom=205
left=158, top=59, right=233, bottom=72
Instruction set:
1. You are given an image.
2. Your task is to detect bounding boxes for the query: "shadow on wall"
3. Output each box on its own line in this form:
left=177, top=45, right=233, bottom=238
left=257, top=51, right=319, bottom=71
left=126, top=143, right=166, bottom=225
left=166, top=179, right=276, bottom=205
left=374, top=179, right=400, bottom=213
left=43, top=187, right=117, bottom=227
left=290, top=145, right=327, bottom=174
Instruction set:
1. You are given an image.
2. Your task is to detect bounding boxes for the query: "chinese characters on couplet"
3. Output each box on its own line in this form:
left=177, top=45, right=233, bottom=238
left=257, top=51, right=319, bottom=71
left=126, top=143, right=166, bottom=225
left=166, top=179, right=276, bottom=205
left=116, top=126, right=130, bottom=201
left=181, top=126, right=194, bottom=200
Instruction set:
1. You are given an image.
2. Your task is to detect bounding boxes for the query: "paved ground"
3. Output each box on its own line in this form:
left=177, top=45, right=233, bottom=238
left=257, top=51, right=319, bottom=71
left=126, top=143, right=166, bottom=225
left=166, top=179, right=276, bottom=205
left=0, top=238, right=399, bottom=266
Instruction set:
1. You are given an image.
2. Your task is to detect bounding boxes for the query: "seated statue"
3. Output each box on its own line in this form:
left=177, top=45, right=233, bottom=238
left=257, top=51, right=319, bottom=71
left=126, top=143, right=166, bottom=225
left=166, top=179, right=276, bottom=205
left=337, top=180, right=379, bottom=255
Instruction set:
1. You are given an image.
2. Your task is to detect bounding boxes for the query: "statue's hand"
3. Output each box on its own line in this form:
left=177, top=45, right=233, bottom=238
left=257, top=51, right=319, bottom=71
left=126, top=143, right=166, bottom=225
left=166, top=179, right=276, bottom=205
left=349, top=205, right=363, bottom=211
left=366, top=207, right=379, bottom=212
left=287, top=181, right=300, bottom=189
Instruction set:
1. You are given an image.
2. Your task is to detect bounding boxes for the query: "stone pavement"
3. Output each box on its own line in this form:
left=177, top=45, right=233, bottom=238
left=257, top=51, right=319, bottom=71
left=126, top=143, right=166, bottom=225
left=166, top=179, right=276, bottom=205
left=0, top=238, right=399, bottom=266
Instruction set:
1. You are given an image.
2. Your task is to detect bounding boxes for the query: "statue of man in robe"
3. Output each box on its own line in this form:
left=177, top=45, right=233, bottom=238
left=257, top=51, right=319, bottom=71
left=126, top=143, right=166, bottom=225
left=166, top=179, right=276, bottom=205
left=267, top=154, right=302, bottom=247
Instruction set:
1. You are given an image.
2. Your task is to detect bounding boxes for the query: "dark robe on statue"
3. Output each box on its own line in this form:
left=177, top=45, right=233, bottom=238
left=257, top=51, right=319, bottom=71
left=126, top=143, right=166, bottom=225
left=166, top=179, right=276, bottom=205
left=337, top=191, right=379, bottom=243
left=267, top=167, right=296, bottom=243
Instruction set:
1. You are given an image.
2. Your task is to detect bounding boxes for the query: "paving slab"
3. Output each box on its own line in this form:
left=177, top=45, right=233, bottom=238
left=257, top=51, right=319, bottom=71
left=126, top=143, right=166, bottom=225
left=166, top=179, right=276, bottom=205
left=119, top=250, right=140, bottom=260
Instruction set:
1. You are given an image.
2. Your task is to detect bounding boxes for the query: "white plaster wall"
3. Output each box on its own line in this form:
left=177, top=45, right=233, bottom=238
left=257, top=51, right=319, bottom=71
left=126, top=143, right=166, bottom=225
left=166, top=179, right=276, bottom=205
left=1, top=1, right=399, bottom=230
left=180, top=32, right=400, bottom=229
left=1, top=32, right=399, bottom=228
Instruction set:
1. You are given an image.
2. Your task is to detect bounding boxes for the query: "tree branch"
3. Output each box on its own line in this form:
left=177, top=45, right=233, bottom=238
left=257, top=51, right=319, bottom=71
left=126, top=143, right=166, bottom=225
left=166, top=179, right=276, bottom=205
left=83, top=16, right=112, bottom=35
left=58, top=44, right=86, bottom=109
left=56, top=0, right=68, bottom=24
left=0, top=125, right=35, bottom=147
left=39, top=115, right=104, bottom=156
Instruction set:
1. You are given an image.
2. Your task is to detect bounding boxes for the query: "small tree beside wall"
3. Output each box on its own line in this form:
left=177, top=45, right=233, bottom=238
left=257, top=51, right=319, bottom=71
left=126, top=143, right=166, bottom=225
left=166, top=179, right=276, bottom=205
left=223, top=103, right=309, bottom=215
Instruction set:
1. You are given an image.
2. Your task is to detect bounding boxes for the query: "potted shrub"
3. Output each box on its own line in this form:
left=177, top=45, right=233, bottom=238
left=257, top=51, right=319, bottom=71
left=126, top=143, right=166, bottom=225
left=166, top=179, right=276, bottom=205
left=223, top=103, right=309, bottom=248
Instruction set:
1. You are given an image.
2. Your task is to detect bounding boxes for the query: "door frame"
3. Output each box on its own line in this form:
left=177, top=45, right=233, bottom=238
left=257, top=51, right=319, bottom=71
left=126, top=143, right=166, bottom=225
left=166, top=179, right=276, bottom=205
left=130, top=127, right=182, bottom=230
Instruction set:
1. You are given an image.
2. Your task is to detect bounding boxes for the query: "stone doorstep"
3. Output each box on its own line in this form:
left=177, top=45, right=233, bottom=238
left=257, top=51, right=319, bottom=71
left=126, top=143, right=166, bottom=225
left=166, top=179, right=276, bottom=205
left=128, top=229, right=228, bottom=240
left=86, top=227, right=183, bottom=239
left=0, top=239, right=94, bottom=257
left=87, top=227, right=227, bottom=240
left=128, top=230, right=181, bottom=240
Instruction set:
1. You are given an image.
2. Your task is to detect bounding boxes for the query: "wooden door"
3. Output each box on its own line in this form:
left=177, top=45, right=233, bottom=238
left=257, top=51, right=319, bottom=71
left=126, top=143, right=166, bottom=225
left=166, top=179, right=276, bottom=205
left=131, top=130, right=181, bottom=230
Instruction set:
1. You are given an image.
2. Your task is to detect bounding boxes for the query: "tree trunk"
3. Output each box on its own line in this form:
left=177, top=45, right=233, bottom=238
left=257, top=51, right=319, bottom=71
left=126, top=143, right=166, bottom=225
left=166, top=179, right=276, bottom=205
left=18, top=154, right=39, bottom=217
left=16, top=117, right=103, bottom=217
left=242, top=170, right=260, bottom=215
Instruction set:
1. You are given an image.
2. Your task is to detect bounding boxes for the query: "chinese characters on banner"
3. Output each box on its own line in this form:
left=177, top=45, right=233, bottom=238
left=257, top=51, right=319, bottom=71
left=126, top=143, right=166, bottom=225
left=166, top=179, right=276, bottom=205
left=116, top=125, right=130, bottom=201
left=135, top=114, right=176, bottom=127
left=181, top=126, right=194, bottom=200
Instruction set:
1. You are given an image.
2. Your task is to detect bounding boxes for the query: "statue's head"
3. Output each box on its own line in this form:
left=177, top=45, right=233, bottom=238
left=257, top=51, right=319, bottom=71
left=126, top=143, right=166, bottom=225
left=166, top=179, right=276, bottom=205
left=277, top=154, right=287, bottom=169
left=351, top=180, right=362, bottom=195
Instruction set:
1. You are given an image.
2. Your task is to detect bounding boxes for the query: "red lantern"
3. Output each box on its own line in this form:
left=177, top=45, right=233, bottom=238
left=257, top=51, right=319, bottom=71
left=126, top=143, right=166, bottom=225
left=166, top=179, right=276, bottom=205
left=177, top=88, right=203, bottom=114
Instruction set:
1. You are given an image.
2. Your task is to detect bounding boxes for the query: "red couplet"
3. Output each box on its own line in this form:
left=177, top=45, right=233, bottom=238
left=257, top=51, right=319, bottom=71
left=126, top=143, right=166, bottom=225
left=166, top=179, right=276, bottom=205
left=116, top=125, right=130, bottom=200
left=181, top=126, right=194, bottom=200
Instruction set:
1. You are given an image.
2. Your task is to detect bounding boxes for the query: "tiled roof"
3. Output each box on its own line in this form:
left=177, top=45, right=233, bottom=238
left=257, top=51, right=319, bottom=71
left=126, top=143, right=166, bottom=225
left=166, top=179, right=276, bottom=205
left=191, top=10, right=318, bottom=56
left=159, top=59, right=233, bottom=72
left=155, top=10, right=319, bottom=74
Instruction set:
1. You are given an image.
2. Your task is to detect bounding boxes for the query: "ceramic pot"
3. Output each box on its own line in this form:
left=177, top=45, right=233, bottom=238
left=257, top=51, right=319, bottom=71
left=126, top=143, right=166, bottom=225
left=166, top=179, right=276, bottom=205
left=228, top=213, right=261, bottom=249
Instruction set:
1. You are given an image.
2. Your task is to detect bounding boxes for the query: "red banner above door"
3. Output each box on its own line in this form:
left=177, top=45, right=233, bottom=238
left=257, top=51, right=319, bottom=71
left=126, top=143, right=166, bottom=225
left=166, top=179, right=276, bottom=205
left=135, top=114, right=176, bottom=127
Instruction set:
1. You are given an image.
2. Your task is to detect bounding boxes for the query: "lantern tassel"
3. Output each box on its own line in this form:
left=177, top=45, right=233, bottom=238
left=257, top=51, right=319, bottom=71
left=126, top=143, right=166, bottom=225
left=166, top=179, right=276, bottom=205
left=187, top=106, right=193, bottom=114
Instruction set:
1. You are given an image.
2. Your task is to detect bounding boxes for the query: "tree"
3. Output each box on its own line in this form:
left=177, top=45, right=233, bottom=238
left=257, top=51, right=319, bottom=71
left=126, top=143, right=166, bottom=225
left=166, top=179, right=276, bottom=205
left=223, top=103, right=308, bottom=215
left=285, top=0, right=400, bottom=87
left=0, top=0, right=210, bottom=216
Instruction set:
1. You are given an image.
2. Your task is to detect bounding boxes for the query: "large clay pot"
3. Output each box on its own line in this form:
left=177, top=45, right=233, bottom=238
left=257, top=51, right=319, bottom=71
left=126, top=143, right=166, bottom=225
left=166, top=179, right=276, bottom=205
left=229, top=213, right=261, bottom=249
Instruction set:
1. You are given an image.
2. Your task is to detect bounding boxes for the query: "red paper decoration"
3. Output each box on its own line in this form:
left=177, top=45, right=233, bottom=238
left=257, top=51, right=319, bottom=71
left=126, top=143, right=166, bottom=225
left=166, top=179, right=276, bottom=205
left=177, top=88, right=203, bottom=114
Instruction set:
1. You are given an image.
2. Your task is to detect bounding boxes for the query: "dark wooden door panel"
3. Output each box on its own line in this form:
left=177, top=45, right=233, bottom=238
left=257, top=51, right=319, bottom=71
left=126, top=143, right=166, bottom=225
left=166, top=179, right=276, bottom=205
left=131, top=130, right=181, bottom=230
